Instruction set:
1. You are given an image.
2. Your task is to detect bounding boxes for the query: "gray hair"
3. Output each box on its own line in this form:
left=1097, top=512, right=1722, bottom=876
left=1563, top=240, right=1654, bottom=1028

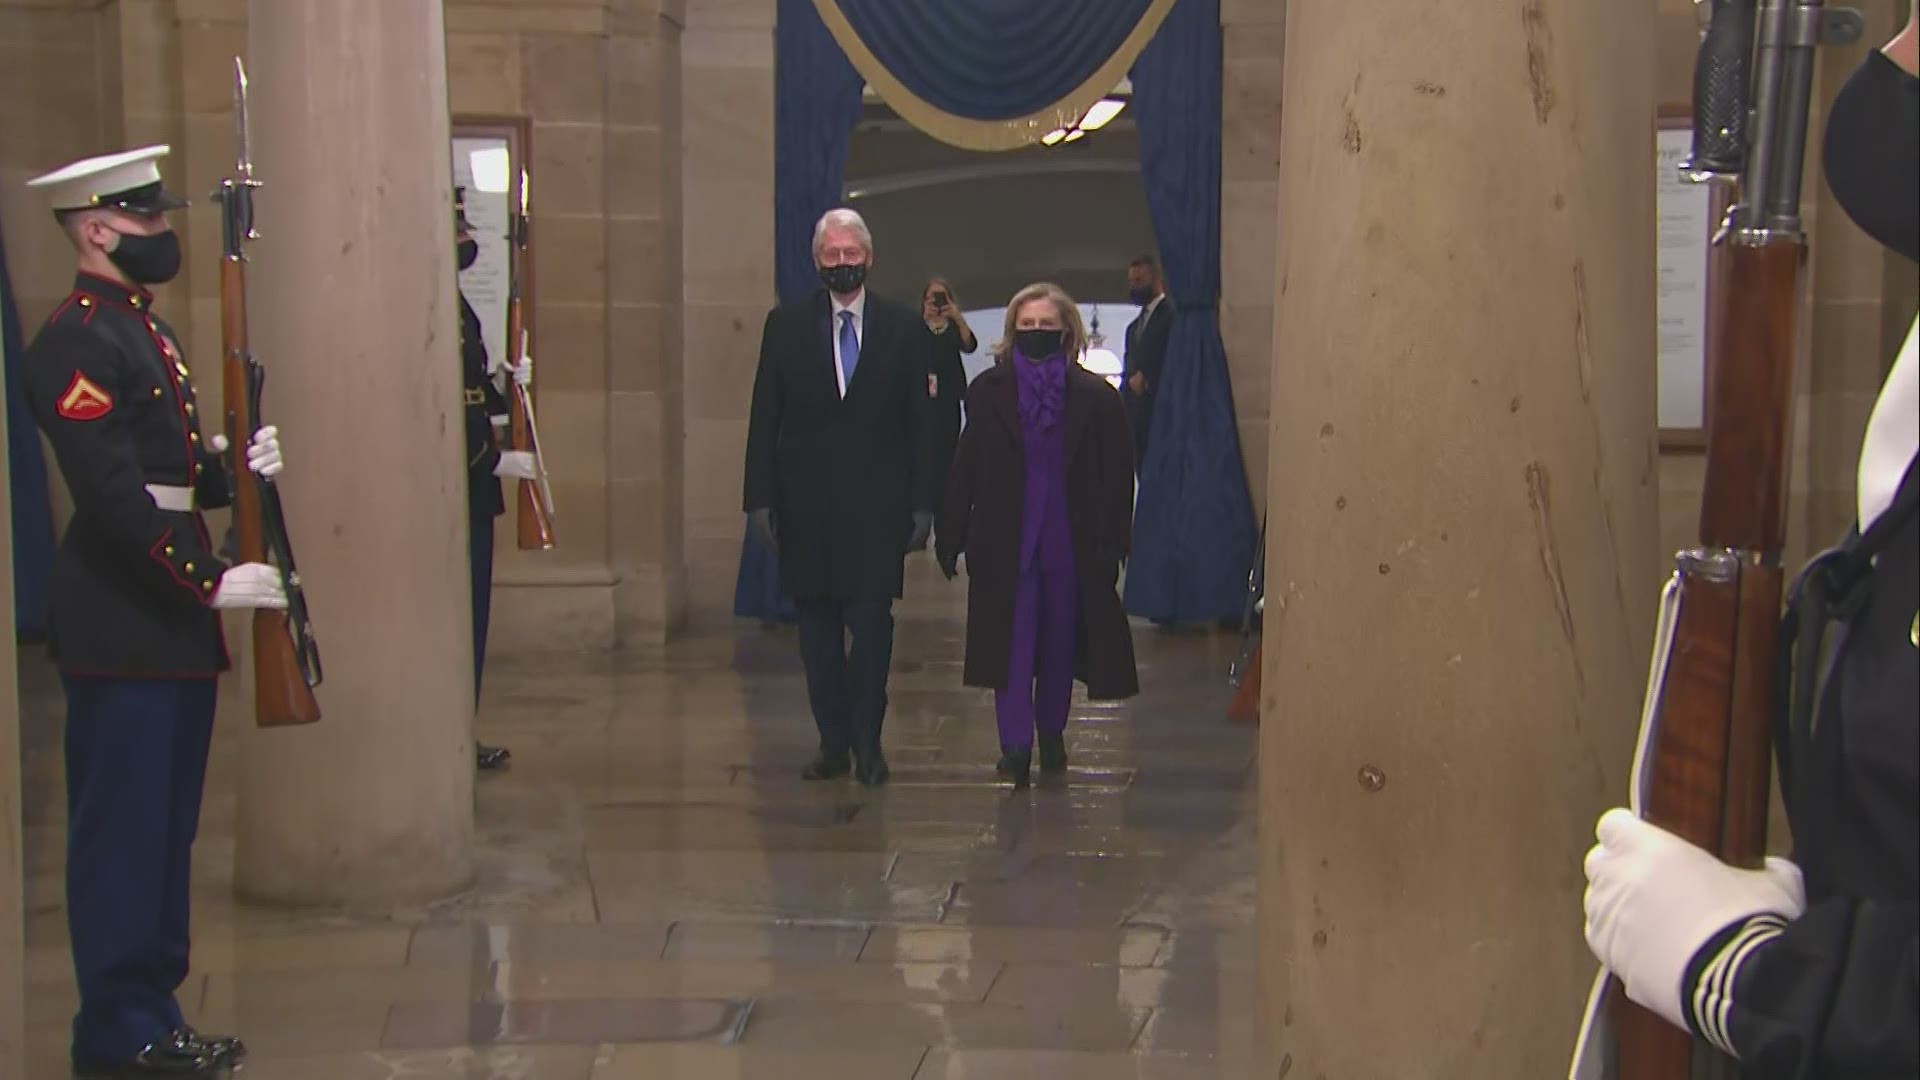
left=812, top=207, right=874, bottom=260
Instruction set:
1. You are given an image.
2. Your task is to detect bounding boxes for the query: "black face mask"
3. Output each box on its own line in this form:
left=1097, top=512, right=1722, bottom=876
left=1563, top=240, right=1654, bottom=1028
left=107, top=228, right=181, bottom=286
left=1128, top=285, right=1155, bottom=307
left=819, top=262, right=867, bottom=295
left=457, top=238, right=480, bottom=271
left=1822, top=50, right=1919, bottom=263
left=1015, top=329, right=1065, bottom=361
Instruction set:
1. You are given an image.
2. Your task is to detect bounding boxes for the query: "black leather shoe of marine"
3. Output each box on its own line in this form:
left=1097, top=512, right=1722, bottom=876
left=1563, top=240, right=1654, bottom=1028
left=173, top=1027, right=245, bottom=1066
left=477, top=744, right=512, bottom=771
left=72, top=1039, right=220, bottom=1077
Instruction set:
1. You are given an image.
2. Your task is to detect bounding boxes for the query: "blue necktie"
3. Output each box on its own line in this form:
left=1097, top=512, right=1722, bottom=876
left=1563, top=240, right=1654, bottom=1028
left=838, top=310, right=859, bottom=391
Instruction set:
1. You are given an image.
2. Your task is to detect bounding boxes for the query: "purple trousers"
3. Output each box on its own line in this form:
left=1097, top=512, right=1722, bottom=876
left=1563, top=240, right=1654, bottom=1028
left=996, top=563, right=1079, bottom=750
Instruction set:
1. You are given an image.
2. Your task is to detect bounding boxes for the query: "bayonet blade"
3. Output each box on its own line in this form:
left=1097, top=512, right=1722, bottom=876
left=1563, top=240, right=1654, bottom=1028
left=233, top=56, right=254, bottom=180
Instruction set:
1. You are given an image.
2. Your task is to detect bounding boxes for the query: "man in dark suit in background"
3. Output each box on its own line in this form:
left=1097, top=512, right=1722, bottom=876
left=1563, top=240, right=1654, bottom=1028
left=1121, top=254, right=1173, bottom=471
left=742, top=208, right=935, bottom=788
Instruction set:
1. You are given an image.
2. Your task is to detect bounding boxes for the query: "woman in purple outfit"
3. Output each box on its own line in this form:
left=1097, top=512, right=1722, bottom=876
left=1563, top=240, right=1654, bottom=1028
left=936, top=283, right=1139, bottom=788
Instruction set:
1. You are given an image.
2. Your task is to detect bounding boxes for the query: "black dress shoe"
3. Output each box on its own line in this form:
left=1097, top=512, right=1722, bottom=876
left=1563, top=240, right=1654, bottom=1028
left=477, top=744, right=511, bottom=771
left=1037, top=734, right=1068, bottom=775
left=73, top=1038, right=220, bottom=1077
left=996, top=747, right=1032, bottom=789
left=173, top=1027, right=245, bottom=1065
left=801, top=755, right=852, bottom=781
left=854, top=752, right=890, bottom=788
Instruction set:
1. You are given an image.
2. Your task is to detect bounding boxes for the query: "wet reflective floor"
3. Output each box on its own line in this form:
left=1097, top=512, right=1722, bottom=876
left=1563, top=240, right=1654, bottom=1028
left=17, top=596, right=1258, bottom=1078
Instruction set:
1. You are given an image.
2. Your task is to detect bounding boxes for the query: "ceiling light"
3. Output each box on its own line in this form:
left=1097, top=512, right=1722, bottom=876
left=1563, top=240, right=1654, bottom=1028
left=1041, top=129, right=1068, bottom=146
left=1062, top=128, right=1088, bottom=143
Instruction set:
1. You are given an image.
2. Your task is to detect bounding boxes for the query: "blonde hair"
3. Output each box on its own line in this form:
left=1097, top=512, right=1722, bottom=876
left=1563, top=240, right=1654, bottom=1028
left=992, top=282, right=1087, bottom=364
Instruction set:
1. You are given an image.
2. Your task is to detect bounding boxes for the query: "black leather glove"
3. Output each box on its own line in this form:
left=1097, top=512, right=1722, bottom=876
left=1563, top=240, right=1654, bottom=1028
left=907, top=512, right=934, bottom=552
left=749, top=507, right=779, bottom=555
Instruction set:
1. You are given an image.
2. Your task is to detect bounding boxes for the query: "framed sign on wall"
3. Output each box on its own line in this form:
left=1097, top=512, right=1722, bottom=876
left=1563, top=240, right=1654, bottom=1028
left=1655, top=107, right=1729, bottom=451
left=450, top=117, right=531, bottom=376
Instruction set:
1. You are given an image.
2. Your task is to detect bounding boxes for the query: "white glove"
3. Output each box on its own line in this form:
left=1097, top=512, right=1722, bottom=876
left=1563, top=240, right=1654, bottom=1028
left=512, top=357, right=533, bottom=389
left=207, top=433, right=230, bottom=454
left=494, top=450, right=538, bottom=480
left=246, top=426, right=283, bottom=478
left=1583, top=808, right=1805, bottom=1032
left=210, top=562, right=288, bottom=610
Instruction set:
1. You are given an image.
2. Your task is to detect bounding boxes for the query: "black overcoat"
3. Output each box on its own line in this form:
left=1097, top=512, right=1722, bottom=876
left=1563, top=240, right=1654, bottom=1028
left=937, top=361, right=1139, bottom=700
left=742, top=288, right=936, bottom=602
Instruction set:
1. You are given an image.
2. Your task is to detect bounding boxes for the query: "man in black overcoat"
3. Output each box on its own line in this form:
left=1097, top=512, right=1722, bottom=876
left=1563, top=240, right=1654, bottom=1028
left=1121, top=254, right=1173, bottom=471
left=742, top=208, right=936, bottom=787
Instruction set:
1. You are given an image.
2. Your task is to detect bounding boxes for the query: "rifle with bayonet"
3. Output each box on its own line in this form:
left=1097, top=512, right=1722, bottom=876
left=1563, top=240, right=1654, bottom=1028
left=1571, top=1, right=1863, bottom=1076
left=214, top=56, right=323, bottom=726
left=504, top=167, right=555, bottom=550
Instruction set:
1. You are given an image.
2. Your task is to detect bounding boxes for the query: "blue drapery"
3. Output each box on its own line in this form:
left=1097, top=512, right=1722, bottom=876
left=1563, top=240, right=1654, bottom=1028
left=1123, top=0, right=1258, bottom=622
left=823, top=0, right=1157, bottom=121
left=733, top=0, right=867, bottom=622
left=1, top=214, right=56, bottom=638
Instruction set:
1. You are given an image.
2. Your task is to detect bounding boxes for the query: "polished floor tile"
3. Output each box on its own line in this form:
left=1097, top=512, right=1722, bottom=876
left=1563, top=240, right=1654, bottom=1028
left=13, top=616, right=1257, bottom=1076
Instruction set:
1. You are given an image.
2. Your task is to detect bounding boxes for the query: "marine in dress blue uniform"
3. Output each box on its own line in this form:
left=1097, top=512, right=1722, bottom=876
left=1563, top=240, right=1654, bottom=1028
left=21, top=145, right=289, bottom=1078
left=455, top=186, right=532, bottom=772
left=1581, top=18, right=1919, bottom=1076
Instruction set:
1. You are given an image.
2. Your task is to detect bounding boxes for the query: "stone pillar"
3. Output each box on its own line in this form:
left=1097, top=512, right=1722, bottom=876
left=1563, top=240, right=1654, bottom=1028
left=232, top=0, right=474, bottom=906
left=1258, top=2, right=1659, bottom=1074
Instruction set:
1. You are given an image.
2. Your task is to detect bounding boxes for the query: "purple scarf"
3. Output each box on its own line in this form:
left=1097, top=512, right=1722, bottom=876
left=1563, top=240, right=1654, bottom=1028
left=1013, top=350, right=1068, bottom=433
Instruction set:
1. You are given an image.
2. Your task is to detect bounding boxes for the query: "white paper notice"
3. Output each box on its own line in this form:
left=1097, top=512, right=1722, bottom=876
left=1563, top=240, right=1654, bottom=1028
left=1657, top=128, right=1712, bottom=431
left=452, top=136, right=513, bottom=375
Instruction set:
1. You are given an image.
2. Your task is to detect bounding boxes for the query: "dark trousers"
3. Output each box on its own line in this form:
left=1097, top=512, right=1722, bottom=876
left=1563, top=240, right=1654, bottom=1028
left=471, top=512, right=495, bottom=705
left=795, top=598, right=895, bottom=761
left=61, top=675, right=217, bottom=1061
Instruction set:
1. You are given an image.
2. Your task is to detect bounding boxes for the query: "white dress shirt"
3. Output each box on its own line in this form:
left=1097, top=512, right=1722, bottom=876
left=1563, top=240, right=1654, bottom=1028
left=831, top=289, right=866, bottom=399
left=1858, top=315, right=1918, bottom=532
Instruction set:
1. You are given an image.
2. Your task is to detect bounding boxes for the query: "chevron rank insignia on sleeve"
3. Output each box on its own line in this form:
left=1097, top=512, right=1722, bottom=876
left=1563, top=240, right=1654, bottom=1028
left=56, top=372, right=114, bottom=421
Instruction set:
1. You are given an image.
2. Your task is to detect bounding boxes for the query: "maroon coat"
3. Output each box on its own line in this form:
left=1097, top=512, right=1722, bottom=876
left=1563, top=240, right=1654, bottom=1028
left=937, top=361, right=1140, bottom=700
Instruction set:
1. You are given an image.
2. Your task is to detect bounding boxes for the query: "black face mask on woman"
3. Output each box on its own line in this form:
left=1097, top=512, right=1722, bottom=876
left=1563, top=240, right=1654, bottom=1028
left=107, top=228, right=182, bottom=286
left=1822, top=49, right=1919, bottom=263
left=1015, top=329, right=1065, bottom=360
left=457, top=238, right=480, bottom=271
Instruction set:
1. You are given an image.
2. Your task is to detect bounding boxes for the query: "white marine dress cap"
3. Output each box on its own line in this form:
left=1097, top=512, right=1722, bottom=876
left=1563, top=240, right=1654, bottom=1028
left=25, top=144, right=190, bottom=214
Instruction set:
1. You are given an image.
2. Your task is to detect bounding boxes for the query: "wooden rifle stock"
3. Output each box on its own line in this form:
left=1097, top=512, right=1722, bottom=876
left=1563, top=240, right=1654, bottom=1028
left=506, top=169, right=554, bottom=551
left=506, top=305, right=554, bottom=551
left=1603, top=0, right=1862, bottom=1072
left=216, top=56, right=322, bottom=728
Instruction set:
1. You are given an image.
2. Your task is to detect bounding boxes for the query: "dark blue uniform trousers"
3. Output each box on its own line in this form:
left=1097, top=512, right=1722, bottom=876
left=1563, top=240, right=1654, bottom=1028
left=61, top=674, right=217, bottom=1061
left=471, top=511, right=495, bottom=703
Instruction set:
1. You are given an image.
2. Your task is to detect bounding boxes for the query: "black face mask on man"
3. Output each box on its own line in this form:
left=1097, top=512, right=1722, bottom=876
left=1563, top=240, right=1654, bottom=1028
left=1822, top=50, right=1919, bottom=263
left=819, top=262, right=867, bottom=295
left=106, top=228, right=182, bottom=286
left=1015, top=329, right=1066, bottom=361
left=457, top=238, right=480, bottom=271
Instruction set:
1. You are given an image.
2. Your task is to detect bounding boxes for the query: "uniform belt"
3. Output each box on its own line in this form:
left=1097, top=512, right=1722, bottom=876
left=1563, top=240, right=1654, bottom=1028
left=145, top=483, right=195, bottom=512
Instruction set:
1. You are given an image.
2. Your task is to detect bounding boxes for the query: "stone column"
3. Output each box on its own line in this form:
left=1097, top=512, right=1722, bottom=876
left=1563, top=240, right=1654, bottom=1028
left=1258, top=1, right=1659, bottom=1075
left=232, top=0, right=474, bottom=906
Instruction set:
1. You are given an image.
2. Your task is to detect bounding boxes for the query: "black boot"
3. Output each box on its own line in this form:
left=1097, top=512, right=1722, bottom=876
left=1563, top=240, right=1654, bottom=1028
left=996, top=747, right=1032, bottom=789
left=1037, top=733, right=1068, bottom=776
left=477, top=744, right=511, bottom=771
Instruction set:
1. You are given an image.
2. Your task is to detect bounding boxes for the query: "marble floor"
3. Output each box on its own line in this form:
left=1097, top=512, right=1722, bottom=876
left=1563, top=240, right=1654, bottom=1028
left=15, top=585, right=1259, bottom=1078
